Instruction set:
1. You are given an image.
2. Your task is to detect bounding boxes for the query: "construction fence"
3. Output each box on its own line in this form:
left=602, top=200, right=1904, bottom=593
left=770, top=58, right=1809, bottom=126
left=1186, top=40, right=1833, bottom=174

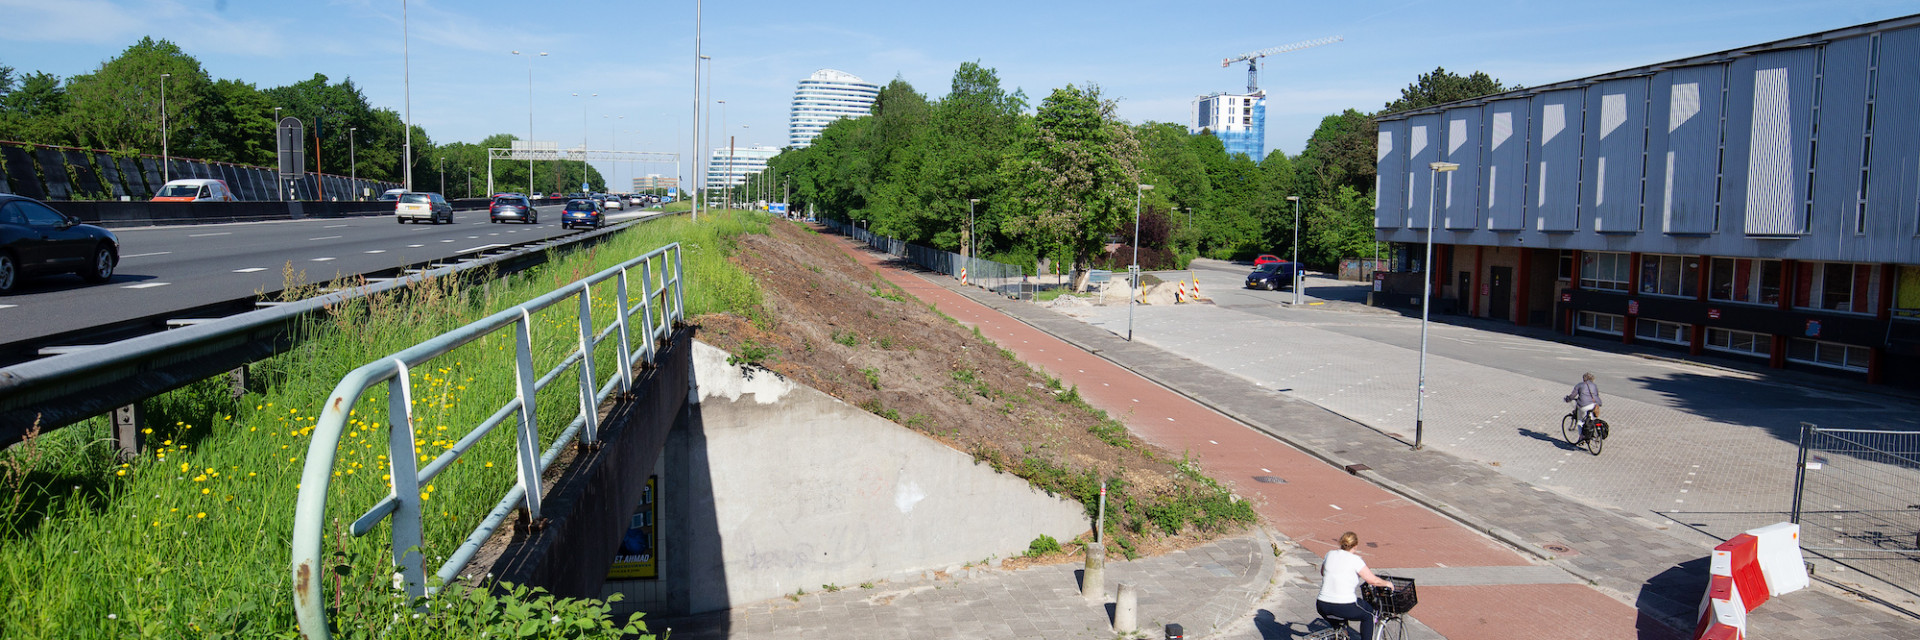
left=1792, top=423, right=1920, bottom=599
left=820, top=220, right=1034, bottom=301
left=0, top=140, right=401, bottom=202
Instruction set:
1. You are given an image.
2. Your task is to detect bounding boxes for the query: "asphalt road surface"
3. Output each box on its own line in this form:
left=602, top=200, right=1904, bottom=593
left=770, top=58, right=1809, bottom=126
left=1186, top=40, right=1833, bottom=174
left=0, top=204, right=662, bottom=345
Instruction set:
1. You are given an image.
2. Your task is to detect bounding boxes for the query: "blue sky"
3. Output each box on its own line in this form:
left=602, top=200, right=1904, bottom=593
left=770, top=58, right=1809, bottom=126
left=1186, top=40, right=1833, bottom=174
left=2, top=0, right=1916, bottom=187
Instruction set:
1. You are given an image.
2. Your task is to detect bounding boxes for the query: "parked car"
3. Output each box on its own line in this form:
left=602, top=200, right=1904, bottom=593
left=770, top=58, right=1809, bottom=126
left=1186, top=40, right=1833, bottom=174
left=560, top=199, right=604, bottom=229
left=489, top=194, right=537, bottom=224
left=1245, top=261, right=1297, bottom=291
left=1253, top=254, right=1286, bottom=266
left=395, top=192, right=453, bottom=224
left=151, top=178, right=238, bottom=202
left=0, top=194, right=120, bottom=294
left=378, top=188, right=408, bottom=202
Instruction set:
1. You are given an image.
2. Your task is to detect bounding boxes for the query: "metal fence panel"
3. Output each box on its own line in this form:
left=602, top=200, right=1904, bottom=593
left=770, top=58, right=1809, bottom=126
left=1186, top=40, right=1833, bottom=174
left=1793, top=423, right=1920, bottom=598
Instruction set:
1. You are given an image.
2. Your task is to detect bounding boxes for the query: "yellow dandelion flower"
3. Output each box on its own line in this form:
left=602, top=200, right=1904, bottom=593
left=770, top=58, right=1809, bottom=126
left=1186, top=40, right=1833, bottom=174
left=170, top=508, right=178, bottom=512
left=196, top=512, right=206, bottom=519
left=248, top=472, right=256, bottom=477
left=151, top=521, right=160, bottom=527
left=141, top=428, right=153, bottom=435
left=179, top=462, right=190, bottom=472
left=484, top=462, right=493, bottom=468
left=419, top=491, right=430, bottom=501
left=201, top=488, right=210, bottom=495
left=116, top=470, right=127, bottom=477
left=193, top=475, right=206, bottom=482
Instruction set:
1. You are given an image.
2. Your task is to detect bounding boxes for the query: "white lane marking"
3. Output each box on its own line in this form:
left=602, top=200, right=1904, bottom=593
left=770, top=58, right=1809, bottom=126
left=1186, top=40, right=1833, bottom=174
left=308, top=235, right=342, bottom=241
left=457, top=244, right=507, bottom=253
left=0, top=304, right=15, bottom=310
left=233, top=267, right=267, bottom=273
left=1261, top=468, right=1272, bottom=473
left=323, top=224, right=349, bottom=228
left=123, top=282, right=171, bottom=289
left=365, top=250, right=386, bottom=254
left=407, top=244, right=424, bottom=248
left=120, top=251, right=171, bottom=259
left=311, top=257, right=335, bottom=262
left=439, top=239, right=454, bottom=243
left=188, top=232, right=231, bottom=238
left=1329, top=504, right=1343, bottom=511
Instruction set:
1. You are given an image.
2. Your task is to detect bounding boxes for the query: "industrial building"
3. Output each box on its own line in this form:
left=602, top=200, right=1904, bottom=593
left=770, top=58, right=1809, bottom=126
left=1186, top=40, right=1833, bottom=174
left=788, top=69, right=881, bottom=148
left=1191, top=91, right=1267, bottom=159
left=632, top=174, right=677, bottom=193
left=704, top=146, right=779, bottom=192
left=1373, top=14, right=1920, bottom=384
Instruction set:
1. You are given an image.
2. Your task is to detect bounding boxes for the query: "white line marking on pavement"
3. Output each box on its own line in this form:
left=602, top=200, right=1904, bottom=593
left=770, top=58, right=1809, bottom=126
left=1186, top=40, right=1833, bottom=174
left=123, top=282, right=170, bottom=289
left=308, top=235, right=342, bottom=241
left=408, top=244, right=424, bottom=248
left=0, top=304, right=15, bottom=310
left=457, top=244, right=507, bottom=253
left=120, top=251, right=172, bottom=259
left=440, top=239, right=454, bottom=243
left=188, top=232, right=231, bottom=238
left=311, top=257, right=335, bottom=262
left=1261, top=468, right=1271, bottom=473
left=365, top=250, right=386, bottom=254
left=1329, top=504, right=1342, bottom=510
left=233, top=267, right=267, bottom=273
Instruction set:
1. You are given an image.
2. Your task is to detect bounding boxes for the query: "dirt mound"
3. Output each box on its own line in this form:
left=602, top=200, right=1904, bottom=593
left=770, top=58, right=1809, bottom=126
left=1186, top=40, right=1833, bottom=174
left=693, top=221, right=1250, bottom=560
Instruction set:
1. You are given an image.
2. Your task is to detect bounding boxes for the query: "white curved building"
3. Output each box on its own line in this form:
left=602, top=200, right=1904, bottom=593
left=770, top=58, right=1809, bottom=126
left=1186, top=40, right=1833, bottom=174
left=788, top=69, right=881, bottom=148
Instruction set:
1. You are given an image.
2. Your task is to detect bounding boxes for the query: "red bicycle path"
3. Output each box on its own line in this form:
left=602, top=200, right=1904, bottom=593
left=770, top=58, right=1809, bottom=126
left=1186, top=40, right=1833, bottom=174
left=827, top=235, right=1674, bottom=640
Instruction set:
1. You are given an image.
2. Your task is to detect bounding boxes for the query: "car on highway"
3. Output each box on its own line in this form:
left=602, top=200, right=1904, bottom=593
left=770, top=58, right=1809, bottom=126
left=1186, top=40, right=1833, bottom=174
left=627, top=194, right=643, bottom=206
left=151, top=178, right=238, bottom=203
left=1253, top=254, right=1285, bottom=266
left=395, top=192, right=453, bottom=224
left=1244, top=261, right=1297, bottom=291
left=530, top=192, right=545, bottom=202
left=488, top=194, right=537, bottom=224
left=0, top=194, right=120, bottom=294
left=560, top=199, right=604, bottom=229
left=601, top=194, right=623, bottom=210
left=378, top=188, right=408, bottom=202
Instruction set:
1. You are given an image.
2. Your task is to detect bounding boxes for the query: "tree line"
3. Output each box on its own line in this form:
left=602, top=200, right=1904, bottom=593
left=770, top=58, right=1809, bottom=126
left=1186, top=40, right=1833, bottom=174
left=0, top=37, right=605, bottom=196
left=769, top=62, right=1508, bottom=282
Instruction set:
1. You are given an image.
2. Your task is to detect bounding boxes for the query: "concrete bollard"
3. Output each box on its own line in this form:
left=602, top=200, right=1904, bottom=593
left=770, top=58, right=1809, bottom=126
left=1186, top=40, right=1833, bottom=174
left=1114, top=582, right=1137, bottom=633
left=1082, top=542, right=1105, bottom=600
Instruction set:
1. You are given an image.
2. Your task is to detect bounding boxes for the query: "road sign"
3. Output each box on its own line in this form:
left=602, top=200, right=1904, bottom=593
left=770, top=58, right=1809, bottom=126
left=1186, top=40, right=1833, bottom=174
left=277, top=117, right=305, bottom=176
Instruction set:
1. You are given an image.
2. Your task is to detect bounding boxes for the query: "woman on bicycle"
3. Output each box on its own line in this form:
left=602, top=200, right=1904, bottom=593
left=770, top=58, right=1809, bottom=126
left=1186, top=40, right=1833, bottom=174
left=1318, top=531, right=1395, bottom=639
left=1565, top=373, right=1602, bottom=441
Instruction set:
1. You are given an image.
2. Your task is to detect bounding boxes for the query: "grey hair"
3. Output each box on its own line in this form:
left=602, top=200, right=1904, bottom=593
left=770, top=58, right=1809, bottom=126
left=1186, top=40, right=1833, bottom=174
left=1582, top=372, right=1595, bottom=382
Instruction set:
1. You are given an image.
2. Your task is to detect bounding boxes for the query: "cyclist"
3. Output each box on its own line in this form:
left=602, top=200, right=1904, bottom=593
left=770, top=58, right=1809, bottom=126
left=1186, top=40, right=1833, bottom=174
left=1318, top=531, right=1395, bottom=640
left=1564, top=372, right=1602, bottom=443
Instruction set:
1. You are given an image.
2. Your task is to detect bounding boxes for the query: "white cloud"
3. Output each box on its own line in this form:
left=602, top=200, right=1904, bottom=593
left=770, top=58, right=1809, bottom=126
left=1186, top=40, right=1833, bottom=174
left=0, top=0, right=288, bottom=57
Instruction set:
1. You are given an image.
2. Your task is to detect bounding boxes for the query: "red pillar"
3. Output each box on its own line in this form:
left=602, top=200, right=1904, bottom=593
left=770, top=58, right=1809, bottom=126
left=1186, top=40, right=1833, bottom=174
left=1696, top=256, right=1712, bottom=302
left=1516, top=249, right=1534, bottom=327
left=1470, top=246, right=1484, bottom=317
left=1623, top=252, right=1642, bottom=345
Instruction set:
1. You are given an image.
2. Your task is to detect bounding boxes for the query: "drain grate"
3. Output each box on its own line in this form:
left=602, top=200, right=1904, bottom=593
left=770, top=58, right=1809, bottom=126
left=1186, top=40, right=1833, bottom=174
left=1541, top=543, right=1578, bottom=556
left=1253, top=476, right=1287, bottom=484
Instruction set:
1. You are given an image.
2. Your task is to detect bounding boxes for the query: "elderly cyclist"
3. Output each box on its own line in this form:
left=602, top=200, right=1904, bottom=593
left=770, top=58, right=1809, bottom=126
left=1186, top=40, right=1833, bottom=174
left=1564, top=372, right=1602, bottom=439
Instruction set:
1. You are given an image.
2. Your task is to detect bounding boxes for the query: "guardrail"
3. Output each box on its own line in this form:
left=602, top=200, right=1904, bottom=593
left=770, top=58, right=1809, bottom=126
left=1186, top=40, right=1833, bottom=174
left=289, top=243, right=685, bottom=638
left=821, top=220, right=1033, bottom=300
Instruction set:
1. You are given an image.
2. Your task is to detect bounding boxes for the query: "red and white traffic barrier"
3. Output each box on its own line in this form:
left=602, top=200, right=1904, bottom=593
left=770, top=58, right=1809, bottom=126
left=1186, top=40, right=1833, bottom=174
left=958, top=267, right=968, bottom=286
left=1691, top=523, right=1809, bottom=640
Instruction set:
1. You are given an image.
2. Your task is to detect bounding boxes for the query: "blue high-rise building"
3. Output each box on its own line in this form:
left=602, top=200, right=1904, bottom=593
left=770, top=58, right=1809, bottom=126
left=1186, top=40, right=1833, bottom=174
left=1191, top=91, right=1266, bottom=160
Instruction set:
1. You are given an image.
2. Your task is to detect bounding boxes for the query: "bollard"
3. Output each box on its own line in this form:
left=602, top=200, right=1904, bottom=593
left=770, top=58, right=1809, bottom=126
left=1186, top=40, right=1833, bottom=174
left=1114, top=582, right=1138, bottom=633
left=1082, top=542, right=1105, bottom=600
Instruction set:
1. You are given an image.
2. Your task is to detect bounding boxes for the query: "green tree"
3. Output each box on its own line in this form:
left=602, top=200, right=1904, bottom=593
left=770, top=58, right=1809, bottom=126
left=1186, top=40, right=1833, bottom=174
left=999, top=84, right=1141, bottom=289
left=1381, top=67, right=1514, bottom=114
left=0, top=71, right=75, bottom=145
left=1305, top=185, right=1380, bottom=266
left=64, top=37, right=210, bottom=153
left=919, top=61, right=1027, bottom=255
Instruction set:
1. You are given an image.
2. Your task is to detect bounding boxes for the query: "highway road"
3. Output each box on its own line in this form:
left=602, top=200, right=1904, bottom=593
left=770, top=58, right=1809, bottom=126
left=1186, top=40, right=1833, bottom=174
left=0, top=203, right=662, bottom=346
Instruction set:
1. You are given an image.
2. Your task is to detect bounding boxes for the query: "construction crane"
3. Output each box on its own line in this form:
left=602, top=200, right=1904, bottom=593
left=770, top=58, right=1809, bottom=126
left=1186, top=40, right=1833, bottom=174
left=1221, top=35, right=1344, bottom=94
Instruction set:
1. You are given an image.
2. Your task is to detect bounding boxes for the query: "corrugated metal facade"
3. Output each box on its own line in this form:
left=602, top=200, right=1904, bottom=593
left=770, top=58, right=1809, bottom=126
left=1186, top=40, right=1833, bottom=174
left=1647, top=64, right=1725, bottom=234
left=1868, top=28, right=1920, bottom=240
left=1375, top=123, right=1405, bottom=229
left=1407, top=115, right=1440, bottom=228
left=1484, top=99, right=1530, bottom=230
left=1584, top=78, right=1649, bottom=233
left=1531, top=89, right=1584, bottom=231
left=1442, top=107, right=1482, bottom=229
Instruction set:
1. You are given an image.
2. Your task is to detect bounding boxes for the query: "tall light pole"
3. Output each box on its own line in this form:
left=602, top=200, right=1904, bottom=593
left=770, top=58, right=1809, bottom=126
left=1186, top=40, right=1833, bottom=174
left=274, top=107, right=283, bottom=200
left=716, top=99, right=727, bottom=209
left=513, top=50, right=547, bottom=197
left=402, top=0, right=412, bottom=191
left=348, top=127, right=357, bottom=198
left=1129, top=183, right=1154, bottom=342
left=692, top=0, right=703, bottom=220
left=159, top=72, right=171, bottom=183
left=572, top=92, right=596, bottom=192
left=699, top=55, right=712, bottom=216
left=1414, top=161, right=1459, bottom=450
left=1287, top=195, right=1302, bottom=305
left=604, top=114, right=623, bottom=189
left=438, top=156, right=445, bottom=194
left=967, top=198, right=980, bottom=258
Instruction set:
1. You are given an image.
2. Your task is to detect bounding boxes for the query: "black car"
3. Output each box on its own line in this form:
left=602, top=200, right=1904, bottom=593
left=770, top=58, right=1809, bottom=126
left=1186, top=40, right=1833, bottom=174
left=1245, top=261, right=1297, bottom=291
left=0, top=194, right=120, bottom=294
left=560, top=199, right=604, bottom=229
left=489, top=194, right=537, bottom=224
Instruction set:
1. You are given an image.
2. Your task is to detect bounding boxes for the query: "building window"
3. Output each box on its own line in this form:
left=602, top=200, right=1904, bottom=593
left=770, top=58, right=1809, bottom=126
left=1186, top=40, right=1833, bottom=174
left=1708, top=258, right=1782, bottom=306
left=1787, top=338, right=1870, bottom=372
left=1894, top=266, right=1920, bottom=319
left=1580, top=251, right=1630, bottom=291
left=1791, top=261, right=1878, bottom=314
left=1638, top=254, right=1700, bottom=298
left=1635, top=319, right=1690, bottom=345
left=1558, top=251, right=1574, bottom=280
left=1706, top=328, right=1773, bottom=357
left=1577, top=311, right=1625, bottom=335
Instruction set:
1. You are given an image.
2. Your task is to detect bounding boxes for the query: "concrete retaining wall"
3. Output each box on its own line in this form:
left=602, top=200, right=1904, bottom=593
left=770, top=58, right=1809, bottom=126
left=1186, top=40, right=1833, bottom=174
left=662, top=340, right=1090, bottom=614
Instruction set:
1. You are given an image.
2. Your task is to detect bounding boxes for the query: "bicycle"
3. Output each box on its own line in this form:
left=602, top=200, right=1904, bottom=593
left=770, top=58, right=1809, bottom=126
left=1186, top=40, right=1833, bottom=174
left=1560, top=402, right=1608, bottom=455
left=1303, top=576, right=1415, bottom=640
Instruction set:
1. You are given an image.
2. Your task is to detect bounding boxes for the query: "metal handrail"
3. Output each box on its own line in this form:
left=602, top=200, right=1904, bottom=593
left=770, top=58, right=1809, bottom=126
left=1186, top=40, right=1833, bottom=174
left=289, top=243, right=684, bottom=638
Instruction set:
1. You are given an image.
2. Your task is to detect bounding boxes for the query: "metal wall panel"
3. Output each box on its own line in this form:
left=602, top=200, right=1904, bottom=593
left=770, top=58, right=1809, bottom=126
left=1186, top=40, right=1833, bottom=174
left=1867, top=27, right=1920, bottom=240
left=117, top=158, right=149, bottom=198
left=166, top=159, right=192, bottom=183
left=1530, top=89, right=1584, bottom=231
left=1483, top=98, right=1529, bottom=230
left=1647, top=64, right=1727, bottom=234
left=138, top=158, right=164, bottom=193
left=93, top=153, right=126, bottom=199
left=1376, top=120, right=1406, bottom=228
left=1585, top=78, right=1649, bottom=232
left=297, top=175, right=317, bottom=200
left=1740, top=48, right=1818, bottom=235
left=62, top=150, right=106, bottom=198
left=1811, top=37, right=1871, bottom=242
left=36, top=149, right=72, bottom=200
left=1719, top=56, right=1761, bottom=234
left=1441, top=106, right=1482, bottom=229
left=2, top=147, right=40, bottom=199
left=0, top=154, right=10, bottom=194
left=236, top=167, right=264, bottom=201
left=1406, top=114, right=1441, bottom=228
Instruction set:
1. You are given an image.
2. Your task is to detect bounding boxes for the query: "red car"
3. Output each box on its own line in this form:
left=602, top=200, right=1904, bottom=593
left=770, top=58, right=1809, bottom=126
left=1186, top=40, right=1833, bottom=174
left=1254, top=254, right=1287, bottom=266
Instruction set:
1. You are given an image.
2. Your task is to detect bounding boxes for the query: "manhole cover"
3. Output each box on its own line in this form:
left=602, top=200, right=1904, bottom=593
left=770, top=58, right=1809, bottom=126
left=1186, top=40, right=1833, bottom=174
left=1253, top=476, right=1287, bottom=484
left=1541, top=543, right=1579, bottom=556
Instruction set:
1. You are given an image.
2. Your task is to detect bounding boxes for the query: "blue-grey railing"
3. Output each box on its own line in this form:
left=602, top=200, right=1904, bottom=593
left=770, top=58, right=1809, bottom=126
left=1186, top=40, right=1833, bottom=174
left=823, top=220, right=1032, bottom=300
left=289, top=243, right=685, bottom=638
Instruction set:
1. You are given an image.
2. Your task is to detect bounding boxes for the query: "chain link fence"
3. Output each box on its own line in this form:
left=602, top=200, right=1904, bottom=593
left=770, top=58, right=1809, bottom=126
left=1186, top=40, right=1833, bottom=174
left=1792, top=423, right=1920, bottom=598
left=821, top=220, right=1034, bottom=301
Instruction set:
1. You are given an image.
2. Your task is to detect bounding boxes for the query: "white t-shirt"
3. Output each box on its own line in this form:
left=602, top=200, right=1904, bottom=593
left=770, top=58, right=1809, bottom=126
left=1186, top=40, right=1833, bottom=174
left=1318, top=549, right=1367, bottom=604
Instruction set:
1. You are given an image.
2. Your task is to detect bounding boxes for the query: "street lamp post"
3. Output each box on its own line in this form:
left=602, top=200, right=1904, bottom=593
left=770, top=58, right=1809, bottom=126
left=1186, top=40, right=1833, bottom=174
left=696, top=55, right=710, bottom=220
left=438, top=156, right=445, bottom=194
left=273, top=107, right=283, bottom=200
left=1129, top=183, right=1154, bottom=342
left=402, top=0, right=412, bottom=191
left=716, top=99, right=727, bottom=209
left=572, top=93, right=596, bottom=192
left=160, top=73, right=171, bottom=183
left=1414, top=161, right=1460, bottom=450
left=514, top=50, right=548, bottom=198
left=968, top=197, right=980, bottom=258
left=1287, top=195, right=1302, bottom=305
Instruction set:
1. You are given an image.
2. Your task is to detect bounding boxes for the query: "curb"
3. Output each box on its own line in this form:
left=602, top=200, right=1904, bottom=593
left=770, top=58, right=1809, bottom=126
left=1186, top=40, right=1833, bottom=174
left=1188, top=526, right=1288, bottom=640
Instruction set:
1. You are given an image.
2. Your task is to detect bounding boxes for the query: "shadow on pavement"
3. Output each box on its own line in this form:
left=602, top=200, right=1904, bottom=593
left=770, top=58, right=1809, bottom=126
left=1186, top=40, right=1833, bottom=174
left=1634, top=557, right=1708, bottom=640
left=1251, top=609, right=1320, bottom=638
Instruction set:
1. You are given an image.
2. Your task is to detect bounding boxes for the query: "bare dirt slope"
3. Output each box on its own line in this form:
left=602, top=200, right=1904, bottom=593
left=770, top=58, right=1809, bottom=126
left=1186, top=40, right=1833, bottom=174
left=693, top=220, right=1253, bottom=562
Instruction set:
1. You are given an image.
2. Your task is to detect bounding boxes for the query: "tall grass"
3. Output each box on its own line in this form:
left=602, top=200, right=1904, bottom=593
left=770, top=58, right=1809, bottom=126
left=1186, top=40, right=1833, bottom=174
left=0, top=212, right=769, bottom=638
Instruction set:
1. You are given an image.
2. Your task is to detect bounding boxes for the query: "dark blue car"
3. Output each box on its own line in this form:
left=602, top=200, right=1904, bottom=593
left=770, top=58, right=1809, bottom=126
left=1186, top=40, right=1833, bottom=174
left=560, top=199, right=604, bottom=229
left=1244, top=261, right=1296, bottom=291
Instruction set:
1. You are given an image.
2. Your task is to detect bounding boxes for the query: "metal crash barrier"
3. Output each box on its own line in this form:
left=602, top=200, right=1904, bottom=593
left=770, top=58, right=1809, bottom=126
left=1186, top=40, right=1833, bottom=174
left=289, top=243, right=685, bottom=638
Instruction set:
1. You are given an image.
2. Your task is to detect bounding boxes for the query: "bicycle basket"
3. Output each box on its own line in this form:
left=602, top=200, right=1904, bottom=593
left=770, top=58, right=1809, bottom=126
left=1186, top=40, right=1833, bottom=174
left=1362, top=576, right=1417, bottom=614
left=1592, top=419, right=1610, bottom=440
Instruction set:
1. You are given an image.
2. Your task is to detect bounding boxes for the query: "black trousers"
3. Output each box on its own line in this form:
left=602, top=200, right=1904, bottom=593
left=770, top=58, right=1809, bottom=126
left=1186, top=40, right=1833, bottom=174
left=1316, top=598, right=1378, bottom=639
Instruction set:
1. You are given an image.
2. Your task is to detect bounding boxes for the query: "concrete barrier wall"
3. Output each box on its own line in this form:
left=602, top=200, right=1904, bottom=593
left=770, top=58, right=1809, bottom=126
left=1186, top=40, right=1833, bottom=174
left=661, top=341, right=1089, bottom=614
